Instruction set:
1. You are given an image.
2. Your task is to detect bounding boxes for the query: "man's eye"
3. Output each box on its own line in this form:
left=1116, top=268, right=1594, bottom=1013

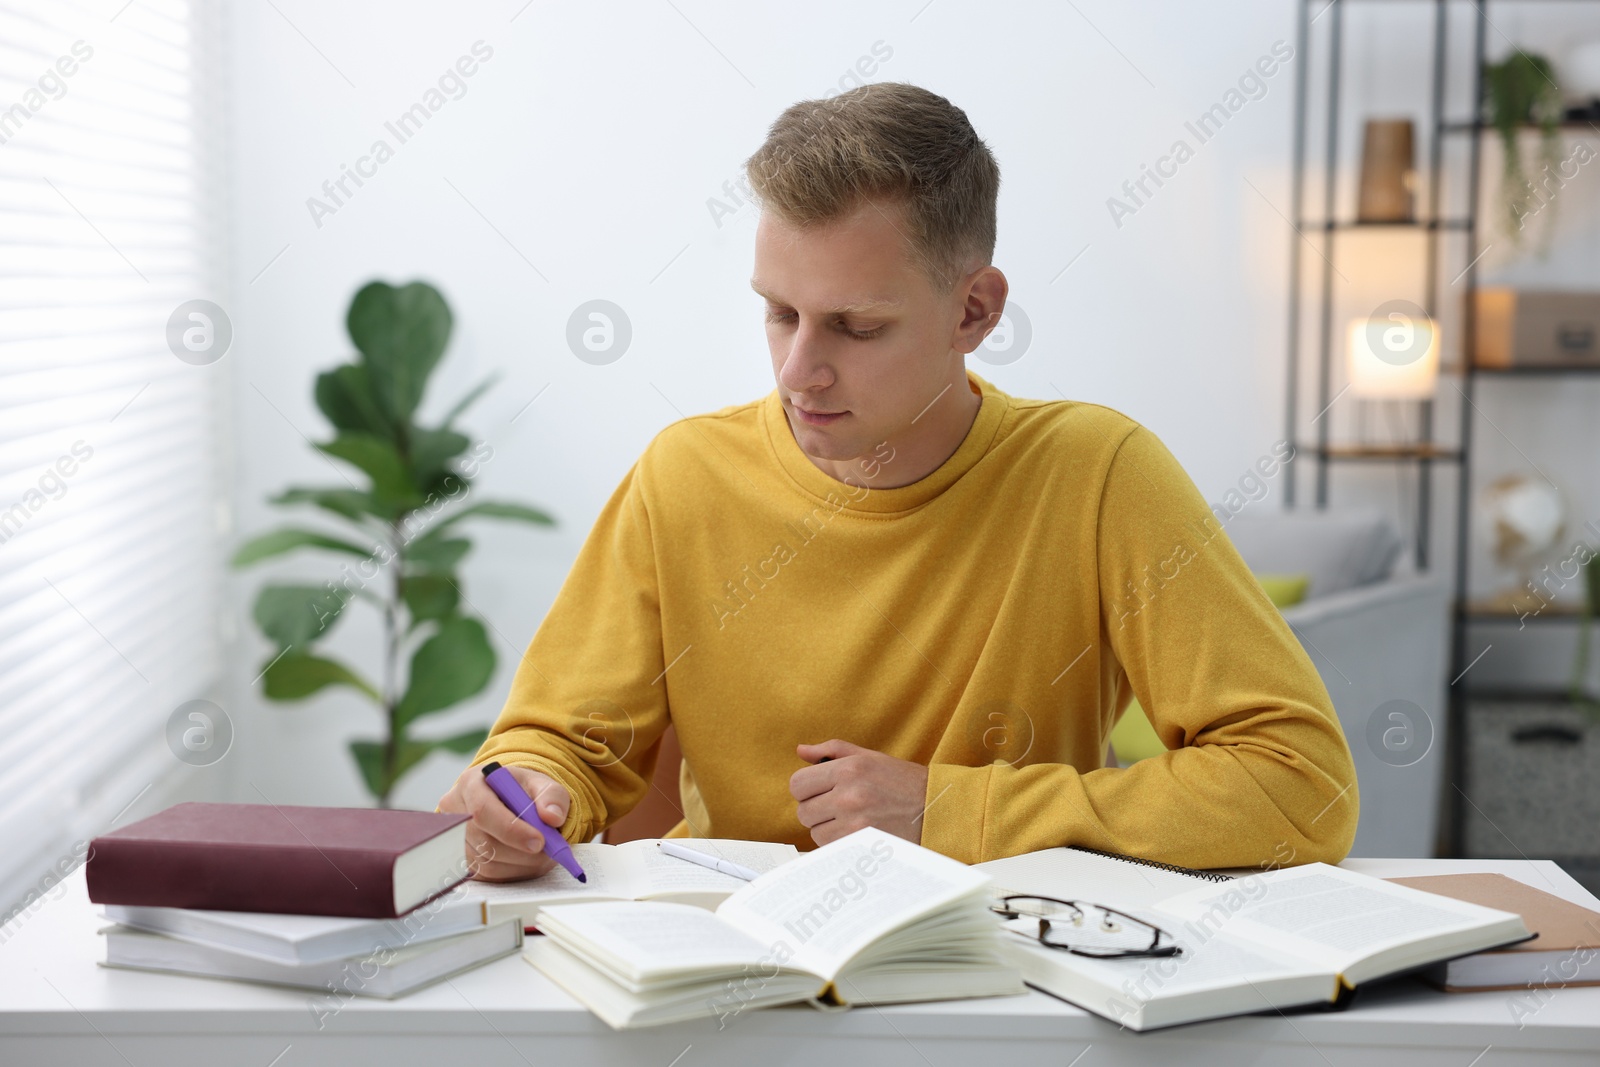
left=765, top=310, right=884, bottom=341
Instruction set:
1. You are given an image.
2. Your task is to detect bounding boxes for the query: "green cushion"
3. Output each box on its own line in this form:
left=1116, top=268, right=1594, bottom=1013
left=1109, top=570, right=1312, bottom=766
left=1109, top=697, right=1167, bottom=765
left=1256, top=572, right=1311, bottom=609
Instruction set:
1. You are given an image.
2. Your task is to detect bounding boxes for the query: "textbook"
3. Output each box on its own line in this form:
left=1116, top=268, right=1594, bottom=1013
left=100, top=919, right=522, bottom=998
left=989, top=859, right=1533, bottom=1031
left=460, top=837, right=799, bottom=927
left=1386, top=873, right=1600, bottom=991
left=99, top=884, right=488, bottom=965
left=87, top=803, right=471, bottom=919
left=522, top=826, right=1025, bottom=1029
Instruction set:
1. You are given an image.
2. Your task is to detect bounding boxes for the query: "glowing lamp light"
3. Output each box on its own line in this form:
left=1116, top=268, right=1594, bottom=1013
left=1346, top=314, right=1440, bottom=399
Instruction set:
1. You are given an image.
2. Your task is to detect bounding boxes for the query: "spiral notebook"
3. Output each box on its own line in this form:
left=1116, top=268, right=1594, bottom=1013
left=973, top=846, right=1232, bottom=910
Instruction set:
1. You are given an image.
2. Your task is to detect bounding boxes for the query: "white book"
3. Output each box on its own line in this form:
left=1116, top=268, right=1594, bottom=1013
left=982, top=857, right=1533, bottom=1031
left=522, top=826, right=1026, bottom=1030
left=100, top=919, right=523, bottom=998
left=459, top=837, right=800, bottom=927
left=99, top=884, right=487, bottom=965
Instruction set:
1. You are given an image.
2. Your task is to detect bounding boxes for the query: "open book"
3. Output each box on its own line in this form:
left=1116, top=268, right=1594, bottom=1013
left=523, top=826, right=1025, bottom=1029
left=459, top=838, right=799, bottom=927
left=991, top=858, right=1533, bottom=1031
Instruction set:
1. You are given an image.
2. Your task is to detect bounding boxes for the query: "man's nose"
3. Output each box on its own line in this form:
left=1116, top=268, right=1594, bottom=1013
left=780, top=322, right=834, bottom=393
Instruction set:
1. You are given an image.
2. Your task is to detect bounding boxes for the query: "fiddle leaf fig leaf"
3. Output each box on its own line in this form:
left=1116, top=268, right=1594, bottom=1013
left=407, top=535, right=471, bottom=572
left=434, top=500, right=556, bottom=532
left=314, top=364, right=391, bottom=437
left=429, top=727, right=489, bottom=754
left=402, top=573, right=459, bottom=627
left=441, top=373, right=500, bottom=429
left=231, top=527, right=373, bottom=568
left=316, top=433, right=421, bottom=510
left=410, top=427, right=471, bottom=482
left=346, top=281, right=452, bottom=421
left=395, top=616, right=495, bottom=727
left=271, top=486, right=391, bottom=525
left=262, top=653, right=380, bottom=703
left=253, top=584, right=346, bottom=649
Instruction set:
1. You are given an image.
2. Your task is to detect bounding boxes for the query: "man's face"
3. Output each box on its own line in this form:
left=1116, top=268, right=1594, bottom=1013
left=752, top=199, right=966, bottom=468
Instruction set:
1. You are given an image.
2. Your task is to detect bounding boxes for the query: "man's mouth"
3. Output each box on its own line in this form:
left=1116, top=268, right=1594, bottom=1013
left=793, top=404, right=848, bottom=426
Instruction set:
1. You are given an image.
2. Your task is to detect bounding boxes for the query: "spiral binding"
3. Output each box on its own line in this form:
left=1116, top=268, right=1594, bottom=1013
left=1070, top=846, right=1234, bottom=883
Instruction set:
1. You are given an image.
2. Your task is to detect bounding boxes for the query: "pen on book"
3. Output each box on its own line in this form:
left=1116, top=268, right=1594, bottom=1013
left=658, top=841, right=762, bottom=882
left=479, top=762, right=587, bottom=883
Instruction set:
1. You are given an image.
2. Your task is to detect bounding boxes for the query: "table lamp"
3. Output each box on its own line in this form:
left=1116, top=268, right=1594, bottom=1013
left=1347, top=315, right=1441, bottom=399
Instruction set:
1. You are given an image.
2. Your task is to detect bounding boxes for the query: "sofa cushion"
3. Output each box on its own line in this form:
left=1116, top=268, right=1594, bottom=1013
left=1256, top=573, right=1311, bottom=608
left=1109, top=697, right=1165, bottom=765
left=1222, top=508, right=1402, bottom=599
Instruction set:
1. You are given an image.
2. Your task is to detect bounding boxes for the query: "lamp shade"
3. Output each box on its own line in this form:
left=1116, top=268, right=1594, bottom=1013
left=1347, top=315, right=1440, bottom=398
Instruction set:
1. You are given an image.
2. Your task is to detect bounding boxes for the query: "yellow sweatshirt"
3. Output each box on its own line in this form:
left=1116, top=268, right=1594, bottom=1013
left=475, top=369, right=1359, bottom=868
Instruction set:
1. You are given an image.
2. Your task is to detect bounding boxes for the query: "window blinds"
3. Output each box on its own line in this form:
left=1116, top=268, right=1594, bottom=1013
left=0, top=0, right=227, bottom=906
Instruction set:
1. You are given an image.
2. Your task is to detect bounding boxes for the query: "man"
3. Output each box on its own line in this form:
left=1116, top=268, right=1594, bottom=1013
left=439, top=82, right=1358, bottom=880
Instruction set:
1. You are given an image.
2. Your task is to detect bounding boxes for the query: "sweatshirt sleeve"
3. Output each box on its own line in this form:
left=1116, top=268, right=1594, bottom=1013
left=920, top=425, right=1359, bottom=869
left=470, top=458, right=671, bottom=846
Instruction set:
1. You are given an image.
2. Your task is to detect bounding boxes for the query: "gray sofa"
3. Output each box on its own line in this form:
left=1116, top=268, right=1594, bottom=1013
left=1224, top=509, right=1449, bottom=858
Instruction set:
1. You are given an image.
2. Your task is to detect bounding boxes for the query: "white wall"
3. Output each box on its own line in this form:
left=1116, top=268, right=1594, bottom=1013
left=217, top=0, right=1600, bottom=811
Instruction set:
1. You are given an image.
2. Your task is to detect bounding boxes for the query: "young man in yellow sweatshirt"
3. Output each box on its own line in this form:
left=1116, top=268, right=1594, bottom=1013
left=439, top=83, right=1358, bottom=878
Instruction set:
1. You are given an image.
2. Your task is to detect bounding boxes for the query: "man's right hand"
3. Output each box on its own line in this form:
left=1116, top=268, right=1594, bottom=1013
left=437, top=763, right=573, bottom=882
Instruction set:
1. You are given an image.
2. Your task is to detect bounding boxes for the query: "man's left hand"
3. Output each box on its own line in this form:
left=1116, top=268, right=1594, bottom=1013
left=790, top=739, right=931, bottom=846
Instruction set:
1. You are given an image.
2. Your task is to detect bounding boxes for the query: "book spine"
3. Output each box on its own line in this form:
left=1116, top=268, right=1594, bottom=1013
left=86, top=837, right=398, bottom=918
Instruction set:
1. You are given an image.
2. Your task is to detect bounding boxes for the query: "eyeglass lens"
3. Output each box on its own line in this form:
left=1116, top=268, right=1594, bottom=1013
left=1000, top=898, right=1162, bottom=953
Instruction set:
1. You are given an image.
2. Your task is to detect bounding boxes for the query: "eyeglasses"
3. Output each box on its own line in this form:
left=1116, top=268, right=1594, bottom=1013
left=990, top=894, right=1183, bottom=960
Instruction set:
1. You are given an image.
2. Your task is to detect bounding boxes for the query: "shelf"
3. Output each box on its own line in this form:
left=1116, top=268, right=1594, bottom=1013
left=1458, top=685, right=1600, bottom=707
left=1470, top=362, right=1600, bottom=376
left=1460, top=600, right=1586, bottom=622
left=1299, top=219, right=1472, bottom=232
left=1301, top=443, right=1462, bottom=461
left=1441, top=117, right=1600, bottom=135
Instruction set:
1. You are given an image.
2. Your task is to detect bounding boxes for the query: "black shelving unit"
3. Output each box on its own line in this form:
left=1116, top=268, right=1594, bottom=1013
left=1282, top=0, right=1600, bottom=855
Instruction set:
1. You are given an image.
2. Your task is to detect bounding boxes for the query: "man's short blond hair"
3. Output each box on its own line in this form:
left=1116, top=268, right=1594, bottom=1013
left=744, top=82, right=1000, bottom=294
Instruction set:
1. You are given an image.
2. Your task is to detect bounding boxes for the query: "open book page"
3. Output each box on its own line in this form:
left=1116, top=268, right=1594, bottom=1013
left=533, top=901, right=778, bottom=988
left=1006, top=915, right=1328, bottom=991
left=713, top=826, right=991, bottom=982
left=1154, top=863, right=1528, bottom=975
left=459, top=839, right=799, bottom=923
left=998, top=917, right=1333, bottom=1029
left=458, top=843, right=631, bottom=913
left=627, top=839, right=799, bottom=896
left=977, top=849, right=1223, bottom=910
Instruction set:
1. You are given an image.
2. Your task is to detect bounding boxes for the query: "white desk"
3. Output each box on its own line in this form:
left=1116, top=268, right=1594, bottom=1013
left=2, top=859, right=1597, bottom=1067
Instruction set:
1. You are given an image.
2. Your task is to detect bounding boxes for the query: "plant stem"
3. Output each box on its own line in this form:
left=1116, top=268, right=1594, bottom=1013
left=379, top=518, right=405, bottom=808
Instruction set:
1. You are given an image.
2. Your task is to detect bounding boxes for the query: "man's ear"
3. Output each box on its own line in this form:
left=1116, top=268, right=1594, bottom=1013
left=951, top=265, right=1009, bottom=356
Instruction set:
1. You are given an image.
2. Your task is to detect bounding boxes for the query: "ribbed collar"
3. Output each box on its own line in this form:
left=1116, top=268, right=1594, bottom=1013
left=760, top=368, right=1009, bottom=515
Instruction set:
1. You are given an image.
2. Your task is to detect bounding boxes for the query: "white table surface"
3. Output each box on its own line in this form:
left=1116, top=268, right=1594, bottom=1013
left=1, top=858, right=1597, bottom=1067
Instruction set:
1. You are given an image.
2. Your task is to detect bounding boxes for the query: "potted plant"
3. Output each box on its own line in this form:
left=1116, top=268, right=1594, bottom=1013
left=1570, top=554, right=1600, bottom=721
left=1482, top=51, right=1565, bottom=247
left=232, top=280, right=554, bottom=806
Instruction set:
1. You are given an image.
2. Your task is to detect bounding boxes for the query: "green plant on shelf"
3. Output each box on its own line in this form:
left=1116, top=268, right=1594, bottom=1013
left=231, top=280, right=555, bottom=807
left=1570, top=555, right=1600, bottom=722
left=1482, top=51, right=1565, bottom=250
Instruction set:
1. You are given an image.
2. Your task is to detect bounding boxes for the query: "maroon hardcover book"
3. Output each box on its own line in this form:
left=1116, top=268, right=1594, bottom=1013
left=87, top=802, right=472, bottom=918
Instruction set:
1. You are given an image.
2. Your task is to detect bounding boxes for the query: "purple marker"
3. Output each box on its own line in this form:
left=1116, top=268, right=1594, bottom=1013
left=480, top=761, right=587, bottom=883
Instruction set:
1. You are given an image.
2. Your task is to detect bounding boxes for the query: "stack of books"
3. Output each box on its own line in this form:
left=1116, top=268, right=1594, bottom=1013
left=86, top=802, right=522, bottom=998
